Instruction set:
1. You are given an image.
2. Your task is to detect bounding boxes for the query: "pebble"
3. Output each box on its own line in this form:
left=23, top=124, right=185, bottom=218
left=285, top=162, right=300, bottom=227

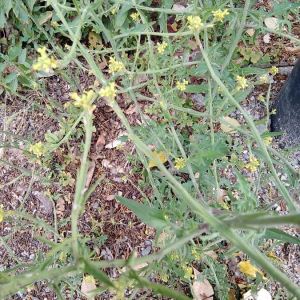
left=145, top=240, right=152, bottom=246
left=141, top=246, right=151, bottom=256
left=29, top=254, right=35, bottom=260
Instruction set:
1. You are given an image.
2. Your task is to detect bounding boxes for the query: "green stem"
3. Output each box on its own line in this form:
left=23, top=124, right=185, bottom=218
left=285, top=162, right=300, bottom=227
left=195, top=34, right=297, bottom=212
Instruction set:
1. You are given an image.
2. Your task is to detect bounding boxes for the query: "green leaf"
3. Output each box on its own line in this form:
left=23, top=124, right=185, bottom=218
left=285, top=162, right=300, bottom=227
left=9, top=78, right=18, bottom=92
left=8, top=43, right=22, bottom=60
left=84, top=259, right=115, bottom=288
left=2, top=0, right=13, bottom=16
left=38, top=11, right=53, bottom=25
left=25, top=0, right=36, bottom=11
left=264, top=228, right=300, bottom=245
left=18, top=48, right=27, bottom=64
left=116, top=196, right=168, bottom=231
left=115, top=4, right=131, bottom=29
left=185, top=84, right=208, bottom=93
left=4, top=72, right=18, bottom=84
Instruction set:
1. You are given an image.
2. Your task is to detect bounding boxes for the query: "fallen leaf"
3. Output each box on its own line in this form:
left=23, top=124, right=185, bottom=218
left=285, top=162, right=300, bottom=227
left=220, top=117, right=240, bottom=133
left=56, top=197, right=65, bottom=218
left=81, top=275, right=96, bottom=297
left=96, top=132, right=106, bottom=149
left=148, top=150, right=168, bottom=168
left=125, top=104, right=138, bottom=115
left=106, top=195, right=115, bottom=201
left=122, top=252, right=148, bottom=272
left=228, top=289, right=237, bottom=300
left=263, top=33, right=271, bottom=44
left=105, top=139, right=123, bottom=149
left=192, top=268, right=214, bottom=300
left=257, top=288, right=272, bottom=300
left=243, top=288, right=272, bottom=300
left=172, top=4, right=186, bottom=11
left=88, top=32, right=103, bottom=49
left=246, top=28, right=255, bottom=37
left=238, top=260, right=264, bottom=277
left=85, top=160, right=96, bottom=188
left=264, top=17, right=279, bottom=30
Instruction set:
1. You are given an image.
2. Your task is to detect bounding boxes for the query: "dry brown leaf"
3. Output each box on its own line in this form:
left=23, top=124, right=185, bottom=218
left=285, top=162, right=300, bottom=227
left=56, top=197, right=65, bottom=218
left=85, top=160, right=96, bottom=188
left=264, top=17, right=279, bottom=30
left=220, top=117, right=240, bottom=133
left=81, top=275, right=96, bottom=298
left=192, top=268, right=214, bottom=300
left=263, top=33, right=271, bottom=44
left=125, top=104, right=139, bottom=115
left=106, top=195, right=115, bottom=201
left=285, top=46, right=299, bottom=53
left=229, top=289, right=237, bottom=300
left=246, top=28, right=255, bottom=37
left=204, top=250, right=218, bottom=260
left=96, top=132, right=106, bottom=149
left=172, top=4, right=186, bottom=11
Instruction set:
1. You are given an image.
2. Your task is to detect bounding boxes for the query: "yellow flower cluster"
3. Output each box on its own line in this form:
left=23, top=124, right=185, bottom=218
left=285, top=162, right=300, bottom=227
left=71, top=90, right=95, bottom=110
left=263, top=136, right=272, bottom=145
left=99, top=82, right=117, bottom=99
left=245, top=156, right=260, bottom=172
left=170, top=252, right=180, bottom=260
left=259, top=74, right=268, bottom=84
left=157, top=41, right=168, bottom=54
left=0, top=204, right=3, bottom=222
left=212, top=9, right=229, bottom=22
left=175, top=157, right=186, bottom=170
left=32, top=47, right=58, bottom=72
left=270, top=66, right=279, bottom=75
left=182, top=264, right=194, bottom=279
left=176, top=79, right=188, bottom=91
left=131, top=12, right=140, bottom=23
left=108, top=57, right=125, bottom=74
left=192, top=249, right=201, bottom=261
left=236, top=75, right=248, bottom=90
left=187, top=16, right=203, bottom=31
left=258, top=93, right=265, bottom=102
left=270, top=108, right=276, bottom=115
left=29, top=142, right=46, bottom=157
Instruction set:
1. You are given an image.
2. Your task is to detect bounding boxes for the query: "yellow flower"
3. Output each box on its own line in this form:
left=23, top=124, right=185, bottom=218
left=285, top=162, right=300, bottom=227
left=84, top=275, right=96, bottom=285
left=175, top=157, right=186, bottom=170
left=270, top=108, right=276, bottom=115
left=160, top=273, right=169, bottom=282
left=192, top=249, right=201, bottom=260
left=236, top=75, right=248, bottom=90
left=29, top=141, right=46, bottom=157
left=71, top=90, right=94, bottom=110
left=111, top=8, right=116, bottom=15
left=182, top=265, right=194, bottom=279
left=212, top=9, right=229, bottom=22
left=176, top=79, right=188, bottom=91
left=270, top=66, right=279, bottom=75
left=32, top=46, right=58, bottom=72
left=170, top=252, right=180, bottom=260
left=245, top=156, right=260, bottom=172
left=131, top=12, right=140, bottom=23
left=263, top=136, right=272, bottom=145
left=187, top=16, right=203, bottom=31
left=108, top=57, right=125, bottom=74
left=258, top=93, right=265, bottom=102
left=99, top=82, right=117, bottom=99
left=0, top=205, right=4, bottom=222
left=157, top=41, right=168, bottom=54
left=259, top=74, right=268, bottom=84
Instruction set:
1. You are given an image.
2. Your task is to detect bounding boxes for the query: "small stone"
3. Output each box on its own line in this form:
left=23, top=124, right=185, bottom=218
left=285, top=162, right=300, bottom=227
left=141, top=246, right=152, bottom=256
